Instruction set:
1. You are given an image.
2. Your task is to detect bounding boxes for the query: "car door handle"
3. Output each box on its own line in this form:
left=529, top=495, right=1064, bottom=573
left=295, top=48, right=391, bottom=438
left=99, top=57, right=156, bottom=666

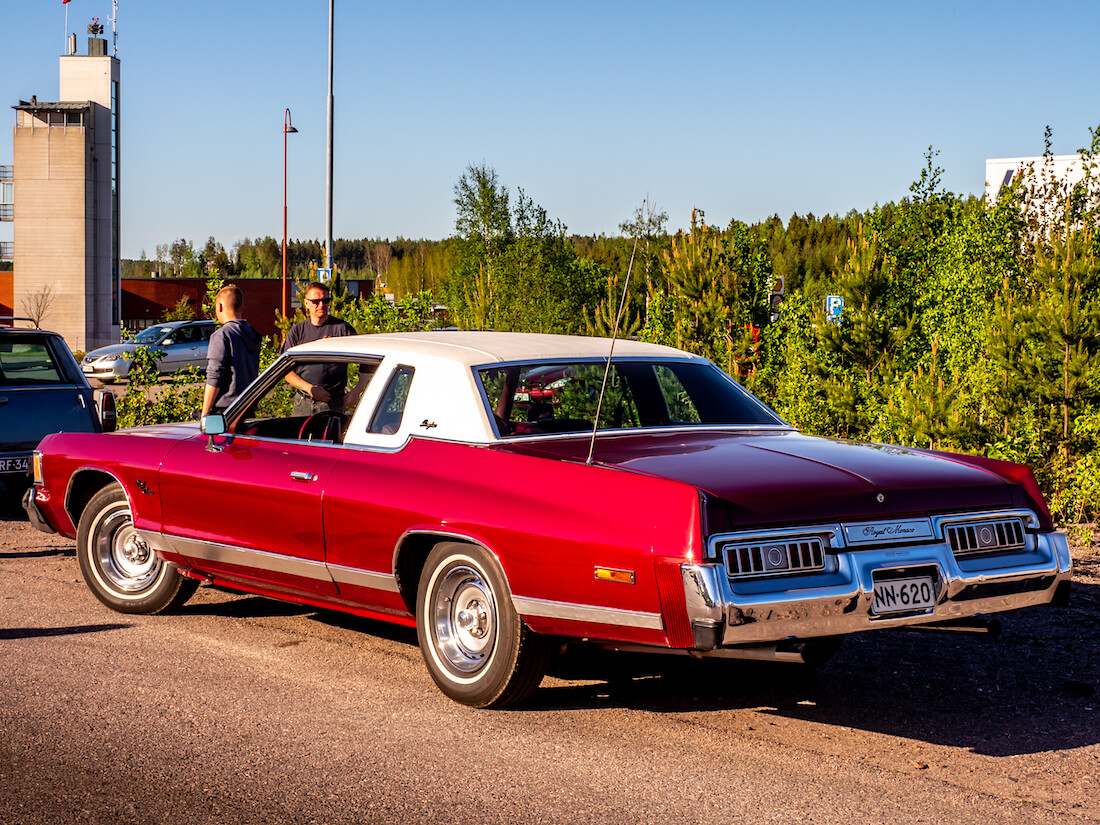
left=290, top=471, right=318, bottom=482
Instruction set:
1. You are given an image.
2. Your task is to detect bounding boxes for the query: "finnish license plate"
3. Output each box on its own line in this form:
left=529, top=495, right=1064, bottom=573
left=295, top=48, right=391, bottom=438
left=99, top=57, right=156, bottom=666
left=81, top=364, right=94, bottom=373
left=0, top=455, right=30, bottom=474
left=872, top=575, right=935, bottom=615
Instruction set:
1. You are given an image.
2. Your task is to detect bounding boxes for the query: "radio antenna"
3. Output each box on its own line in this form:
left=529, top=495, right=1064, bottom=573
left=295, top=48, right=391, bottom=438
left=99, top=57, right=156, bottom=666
left=585, top=204, right=642, bottom=465
left=109, top=1, right=119, bottom=56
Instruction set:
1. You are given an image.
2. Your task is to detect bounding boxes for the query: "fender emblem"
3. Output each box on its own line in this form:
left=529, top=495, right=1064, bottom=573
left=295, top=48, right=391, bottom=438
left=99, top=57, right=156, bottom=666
left=135, top=480, right=155, bottom=496
left=420, top=419, right=437, bottom=429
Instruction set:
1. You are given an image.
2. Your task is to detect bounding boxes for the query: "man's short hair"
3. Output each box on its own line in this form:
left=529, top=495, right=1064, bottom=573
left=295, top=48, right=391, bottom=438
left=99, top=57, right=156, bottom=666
left=305, top=281, right=329, bottom=297
left=217, top=284, right=243, bottom=312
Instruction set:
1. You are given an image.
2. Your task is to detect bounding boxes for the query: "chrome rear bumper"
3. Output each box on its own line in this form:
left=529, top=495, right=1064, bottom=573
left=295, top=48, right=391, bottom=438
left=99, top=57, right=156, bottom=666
left=681, top=531, right=1072, bottom=649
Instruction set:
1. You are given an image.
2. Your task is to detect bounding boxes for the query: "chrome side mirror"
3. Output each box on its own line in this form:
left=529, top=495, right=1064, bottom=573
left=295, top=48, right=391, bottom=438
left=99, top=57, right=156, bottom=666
left=201, top=413, right=226, bottom=436
left=201, top=413, right=227, bottom=452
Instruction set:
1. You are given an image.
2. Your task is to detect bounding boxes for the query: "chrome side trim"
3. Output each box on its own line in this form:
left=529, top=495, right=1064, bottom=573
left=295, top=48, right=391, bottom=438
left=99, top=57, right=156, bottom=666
left=141, top=531, right=402, bottom=594
left=141, top=531, right=335, bottom=585
left=328, top=563, right=400, bottom=592
left=512, top=595, right=663, bottom=630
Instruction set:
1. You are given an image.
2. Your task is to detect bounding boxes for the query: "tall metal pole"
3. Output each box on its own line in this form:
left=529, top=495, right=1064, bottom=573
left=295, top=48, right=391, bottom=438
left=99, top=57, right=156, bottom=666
left=324, top=0, right=334, bottom=274
left=282, top=108, right=297, bottom=322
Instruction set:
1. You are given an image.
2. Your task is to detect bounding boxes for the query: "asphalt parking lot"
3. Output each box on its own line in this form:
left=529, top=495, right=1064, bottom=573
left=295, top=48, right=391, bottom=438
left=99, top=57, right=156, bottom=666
left=1, top=500, right=1097, bottom=825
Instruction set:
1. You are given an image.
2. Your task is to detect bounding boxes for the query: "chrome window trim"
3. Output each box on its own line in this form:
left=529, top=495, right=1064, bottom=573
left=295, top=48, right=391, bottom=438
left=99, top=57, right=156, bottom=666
left=493, top=423, right=796, bottom=443
left=474, top=355, right=789, bottom=440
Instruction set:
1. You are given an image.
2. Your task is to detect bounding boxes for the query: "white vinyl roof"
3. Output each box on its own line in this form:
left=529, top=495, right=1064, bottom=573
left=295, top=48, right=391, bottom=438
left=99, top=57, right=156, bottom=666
left=293, top=331, right=701, bottom=366
left=284, top=332, right=705, bottom=447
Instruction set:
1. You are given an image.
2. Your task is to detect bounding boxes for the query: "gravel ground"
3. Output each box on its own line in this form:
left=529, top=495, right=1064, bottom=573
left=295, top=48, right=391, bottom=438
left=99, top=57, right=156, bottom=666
left=1, top=498, right=1097, bottom=825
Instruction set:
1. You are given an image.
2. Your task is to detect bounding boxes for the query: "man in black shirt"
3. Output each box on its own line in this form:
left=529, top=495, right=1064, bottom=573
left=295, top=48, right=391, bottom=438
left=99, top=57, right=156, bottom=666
left=282, top=282, right=357, bottom=415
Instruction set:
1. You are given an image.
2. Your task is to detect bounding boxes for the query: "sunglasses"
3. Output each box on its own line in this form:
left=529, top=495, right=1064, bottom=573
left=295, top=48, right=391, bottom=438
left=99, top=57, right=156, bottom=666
left=307, top=296, right=333, bottom=305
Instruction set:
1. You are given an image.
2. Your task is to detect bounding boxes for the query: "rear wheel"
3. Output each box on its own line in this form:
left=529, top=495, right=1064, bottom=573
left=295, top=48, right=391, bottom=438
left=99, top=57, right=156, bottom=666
left=76, top=483, right=197, bottom=614
left=416, top=541, right=551, bottom=708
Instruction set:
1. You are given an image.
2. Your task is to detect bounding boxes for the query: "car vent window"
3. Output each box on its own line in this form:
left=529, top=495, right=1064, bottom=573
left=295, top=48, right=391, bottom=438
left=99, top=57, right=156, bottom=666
left=369, top=366, right=415, bottom=434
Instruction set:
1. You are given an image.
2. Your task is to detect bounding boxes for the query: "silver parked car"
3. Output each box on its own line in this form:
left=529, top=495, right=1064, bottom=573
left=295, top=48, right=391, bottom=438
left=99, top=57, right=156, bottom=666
left=81, top=320, right=215, bottom=381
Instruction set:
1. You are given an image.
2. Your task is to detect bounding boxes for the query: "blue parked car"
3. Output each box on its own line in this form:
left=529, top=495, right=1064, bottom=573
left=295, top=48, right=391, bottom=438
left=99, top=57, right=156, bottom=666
left=0, top=322, right=116, bottom=498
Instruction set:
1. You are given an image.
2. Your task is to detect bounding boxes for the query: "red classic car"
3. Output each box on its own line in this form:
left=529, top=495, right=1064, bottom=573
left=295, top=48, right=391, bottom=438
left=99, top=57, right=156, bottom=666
left=24, top=332, right=1072, bottom=707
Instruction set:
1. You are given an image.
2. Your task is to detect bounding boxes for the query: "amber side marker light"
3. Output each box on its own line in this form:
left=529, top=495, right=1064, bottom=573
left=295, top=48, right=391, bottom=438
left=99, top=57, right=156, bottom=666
left=32, top=450, right=44, bottom=485
left=595, top=566, right=636, bottom=584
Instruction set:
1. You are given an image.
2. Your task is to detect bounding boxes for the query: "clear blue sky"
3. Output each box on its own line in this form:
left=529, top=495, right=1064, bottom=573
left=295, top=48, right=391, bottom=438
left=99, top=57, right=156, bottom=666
left=2, top=1, right=1098, bottom=260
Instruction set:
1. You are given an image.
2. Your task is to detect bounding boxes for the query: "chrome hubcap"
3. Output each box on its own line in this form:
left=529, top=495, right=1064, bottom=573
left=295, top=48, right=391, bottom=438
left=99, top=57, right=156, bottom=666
left=94, top=506, right=162, bottom=594
left=431, top=564, right=497, bottom=675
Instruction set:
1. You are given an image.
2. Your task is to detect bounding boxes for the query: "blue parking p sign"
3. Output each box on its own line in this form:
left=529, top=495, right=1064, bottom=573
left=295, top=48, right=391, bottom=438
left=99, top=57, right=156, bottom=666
left=825, top=295, right=843, bottom=324
left=317, top=268, right=332, bottom=283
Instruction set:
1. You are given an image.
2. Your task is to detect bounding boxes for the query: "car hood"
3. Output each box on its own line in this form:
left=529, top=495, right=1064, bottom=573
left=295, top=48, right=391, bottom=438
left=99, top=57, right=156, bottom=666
left=85, top=343, right=137, bottom=359
left=121, top=422, right=202, bottom=439
left=496, top=430, right=1023, bottom=525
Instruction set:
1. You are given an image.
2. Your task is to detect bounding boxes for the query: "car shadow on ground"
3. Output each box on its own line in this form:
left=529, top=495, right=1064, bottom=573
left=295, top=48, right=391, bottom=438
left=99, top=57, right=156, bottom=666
left=0, top=623, right=131, bottom=640
left=528, top=582, right=1099, bottom=757
left=173, top=572, right=1098, bottom=758
left=177, top=592, right=421, bottom=647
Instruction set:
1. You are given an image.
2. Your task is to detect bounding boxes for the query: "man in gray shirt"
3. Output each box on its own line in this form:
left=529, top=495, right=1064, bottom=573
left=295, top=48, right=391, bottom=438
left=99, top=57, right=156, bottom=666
left=201, top=284, right=262, bottom=416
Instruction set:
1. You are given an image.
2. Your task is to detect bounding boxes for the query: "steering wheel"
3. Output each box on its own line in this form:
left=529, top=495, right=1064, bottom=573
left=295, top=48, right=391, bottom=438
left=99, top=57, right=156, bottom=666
left=298, top=411, right=347, bottom=442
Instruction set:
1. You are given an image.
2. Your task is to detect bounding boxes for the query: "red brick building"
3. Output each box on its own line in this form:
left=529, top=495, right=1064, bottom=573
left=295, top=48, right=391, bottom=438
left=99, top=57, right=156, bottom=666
left=1, top=274, right=373, bottom=340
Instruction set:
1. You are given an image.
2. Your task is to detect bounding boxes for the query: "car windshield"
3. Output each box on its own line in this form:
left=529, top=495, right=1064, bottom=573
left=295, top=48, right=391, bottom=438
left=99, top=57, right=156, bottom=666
left=131, top=325, right=174, bottom=344
left=478, top=359, right=783, bottom=437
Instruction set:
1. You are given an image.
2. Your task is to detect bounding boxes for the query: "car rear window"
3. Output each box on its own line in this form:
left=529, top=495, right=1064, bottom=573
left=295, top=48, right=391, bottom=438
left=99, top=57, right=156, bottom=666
left=478, top=359, right=783, bottom=437
left=0, top=337, right=67, bottom=385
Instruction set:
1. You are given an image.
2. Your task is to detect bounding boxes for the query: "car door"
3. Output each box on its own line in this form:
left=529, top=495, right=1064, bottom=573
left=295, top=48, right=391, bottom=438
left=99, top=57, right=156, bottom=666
left=156, top=429, right=341, bottom=597
left=157, top=324, right=204, bottom=373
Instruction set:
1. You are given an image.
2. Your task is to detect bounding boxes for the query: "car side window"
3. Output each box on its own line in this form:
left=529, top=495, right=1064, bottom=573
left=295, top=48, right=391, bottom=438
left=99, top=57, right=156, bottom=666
left=231, top=357, right=380, bottom=444
left=368, top=367, right=414, bottom=434
left=0, top=338, right=66, bottom=385
left=175, top=326, right=200, bottom=344
left=652, top=365, right=702, bottom=423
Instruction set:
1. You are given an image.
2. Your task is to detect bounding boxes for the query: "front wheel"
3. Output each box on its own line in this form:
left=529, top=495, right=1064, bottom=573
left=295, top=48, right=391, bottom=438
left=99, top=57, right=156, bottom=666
left=416, top=542, right=552, bottom=708
left=76, top=483, right=198, bottom=614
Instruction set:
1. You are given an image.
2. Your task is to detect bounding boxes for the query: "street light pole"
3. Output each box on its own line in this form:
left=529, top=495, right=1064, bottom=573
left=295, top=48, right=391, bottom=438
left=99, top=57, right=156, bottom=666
left=324, top=0, right=334, bottom=274
left=282, top=108, right=298, bottom=323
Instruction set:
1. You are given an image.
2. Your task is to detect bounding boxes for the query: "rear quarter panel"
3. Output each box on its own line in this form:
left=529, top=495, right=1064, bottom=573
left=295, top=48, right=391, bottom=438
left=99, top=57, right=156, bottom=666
left=322, top=437, right=703, bottom=645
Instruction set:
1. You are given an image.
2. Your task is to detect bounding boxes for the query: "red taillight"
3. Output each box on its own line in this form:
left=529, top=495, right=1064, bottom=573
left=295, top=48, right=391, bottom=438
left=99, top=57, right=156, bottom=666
left=95, top=389, right=117, bottom=432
